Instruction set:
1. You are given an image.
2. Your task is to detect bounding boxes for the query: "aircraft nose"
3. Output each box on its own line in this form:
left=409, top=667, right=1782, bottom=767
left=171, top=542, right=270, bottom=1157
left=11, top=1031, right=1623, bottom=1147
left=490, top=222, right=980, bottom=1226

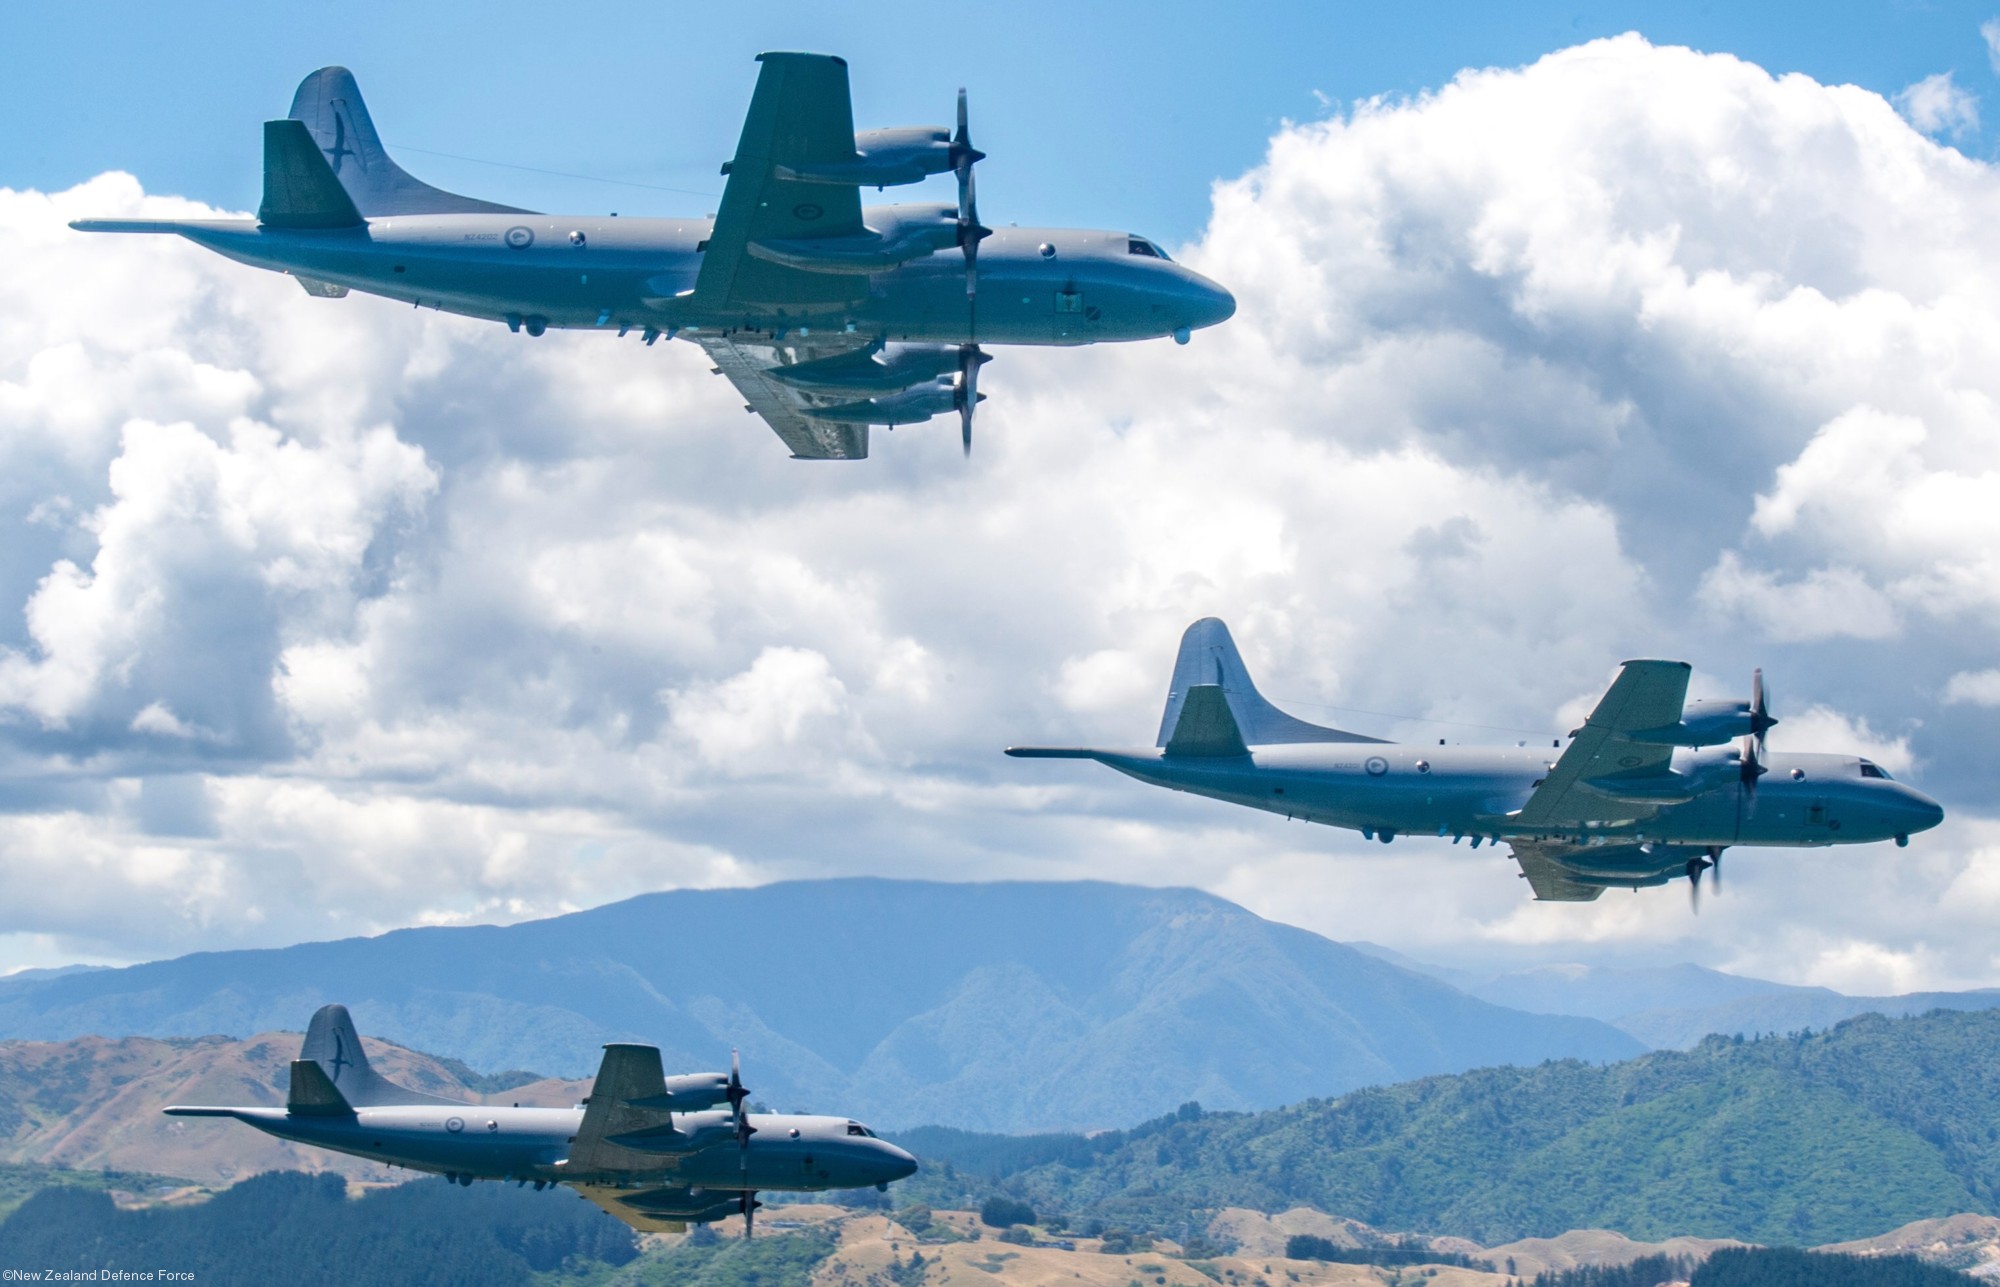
left=1904, top=791, right=1945, bottom=834
left=1188, top=275, right=1236, bottom=330
left=877, top=1141, right=919, bottom=1183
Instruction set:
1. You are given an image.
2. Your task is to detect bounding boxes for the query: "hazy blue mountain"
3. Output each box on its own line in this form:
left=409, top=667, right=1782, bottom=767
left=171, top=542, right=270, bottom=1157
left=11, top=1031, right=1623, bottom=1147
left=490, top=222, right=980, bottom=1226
left=0, top=880, right=1640, bottom=1132
left=1351, top=947, right=2000, bottom=1049
left=1615, top=989, right=2000, bottom=1049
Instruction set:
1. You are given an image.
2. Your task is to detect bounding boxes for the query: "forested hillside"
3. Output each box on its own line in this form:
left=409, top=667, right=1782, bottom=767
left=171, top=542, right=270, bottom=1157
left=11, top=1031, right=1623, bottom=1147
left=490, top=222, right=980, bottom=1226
left=906, top=1010, right=2000, bottom=1246
left=0, top=1171, right=647, bottom=1286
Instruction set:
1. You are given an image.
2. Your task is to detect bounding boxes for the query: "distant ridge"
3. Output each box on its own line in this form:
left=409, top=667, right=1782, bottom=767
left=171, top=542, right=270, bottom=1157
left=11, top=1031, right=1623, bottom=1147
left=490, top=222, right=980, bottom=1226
left=1351, top=947, right=2000, bottom=1049
left=0, top=879, right=1640, bottom=1132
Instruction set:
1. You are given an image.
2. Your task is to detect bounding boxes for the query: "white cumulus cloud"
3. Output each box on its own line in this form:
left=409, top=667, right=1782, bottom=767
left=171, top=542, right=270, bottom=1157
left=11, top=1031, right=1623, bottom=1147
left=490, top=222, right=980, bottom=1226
left=0, top=36, right=1996, bottom=991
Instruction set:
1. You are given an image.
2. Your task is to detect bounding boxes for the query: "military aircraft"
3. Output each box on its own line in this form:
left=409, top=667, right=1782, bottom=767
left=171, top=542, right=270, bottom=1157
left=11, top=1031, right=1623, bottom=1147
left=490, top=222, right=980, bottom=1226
left=164, top=1004, right=916, bottom=1234
left=72, top=56, right=1234, bottom=459
left=1007, top=619, right=1945, bottom=902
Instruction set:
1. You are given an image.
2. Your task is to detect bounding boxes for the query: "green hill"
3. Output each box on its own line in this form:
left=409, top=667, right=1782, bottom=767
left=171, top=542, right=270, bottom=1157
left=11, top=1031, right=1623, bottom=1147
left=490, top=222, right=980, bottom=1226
left=916, top=1009, right=2000, bottom=1247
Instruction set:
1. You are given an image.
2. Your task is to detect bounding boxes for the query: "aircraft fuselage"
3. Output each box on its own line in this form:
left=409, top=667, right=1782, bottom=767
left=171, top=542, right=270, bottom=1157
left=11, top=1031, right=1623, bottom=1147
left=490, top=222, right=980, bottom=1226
left=193, top=1103, right=914, bottom=1189
left=1088, top=743, right=1945, bottom=849
left=142, top=214, right=1232, bottom=346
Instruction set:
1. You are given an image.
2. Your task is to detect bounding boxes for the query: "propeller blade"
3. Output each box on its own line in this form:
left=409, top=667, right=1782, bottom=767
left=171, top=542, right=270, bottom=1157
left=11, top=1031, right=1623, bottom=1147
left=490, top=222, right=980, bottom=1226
left=1749, top=667, right=1776, bottom=761
left=957, top=345, right=989, bottom=456
left=1738, top=732, right=1767, bottom=807
left=961, top=167, right=983, bottom=298
left=726, top=1046, right=755, bottom=1146
left=1686, top=854, right=1712, bottom=912
left=742, top=1190, right=759, bottom=1239
left=1708, top=846, right=1724, bottom=897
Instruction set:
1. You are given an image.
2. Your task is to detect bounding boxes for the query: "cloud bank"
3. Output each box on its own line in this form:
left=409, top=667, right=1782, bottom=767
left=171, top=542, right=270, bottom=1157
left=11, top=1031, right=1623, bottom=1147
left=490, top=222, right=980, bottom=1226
left=1, top=35, right=1996, bottom=994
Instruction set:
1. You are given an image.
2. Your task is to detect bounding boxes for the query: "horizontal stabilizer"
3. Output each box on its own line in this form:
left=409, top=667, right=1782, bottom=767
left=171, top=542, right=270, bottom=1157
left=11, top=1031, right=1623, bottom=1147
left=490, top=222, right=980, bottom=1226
left=287, top=1059, right=355, bottom=1116
left=260, top=119, right=363, bottom=229
left=1162, top=685, right=1249, bottom=757
left=69, top=219, right=247, bottom=235
left=1003, top=747, right=1098, bottom=759
left=1158, top=619, right=1385, bottom=748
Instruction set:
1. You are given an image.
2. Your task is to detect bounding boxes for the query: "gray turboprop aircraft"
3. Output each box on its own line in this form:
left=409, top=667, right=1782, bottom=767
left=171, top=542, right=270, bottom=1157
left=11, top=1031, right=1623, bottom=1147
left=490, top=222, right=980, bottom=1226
left=165, top=1004, right=916, bottom=1234
left=1008, top=619, right=1944, bottom=902
left=73, top=56, right=1234, bottom=459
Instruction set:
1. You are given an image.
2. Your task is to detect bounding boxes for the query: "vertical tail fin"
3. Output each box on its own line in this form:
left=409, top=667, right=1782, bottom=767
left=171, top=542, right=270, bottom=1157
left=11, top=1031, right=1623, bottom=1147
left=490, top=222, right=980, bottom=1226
left=286, top=67, right=532, bottom=217
left=259, top=119, right=363, bottom=228
left=286, top=1059, right=356, bottom=1116
left=1156, top=618, right=1386, bottom=747
left=300, top=1003, right=459, bottom=1107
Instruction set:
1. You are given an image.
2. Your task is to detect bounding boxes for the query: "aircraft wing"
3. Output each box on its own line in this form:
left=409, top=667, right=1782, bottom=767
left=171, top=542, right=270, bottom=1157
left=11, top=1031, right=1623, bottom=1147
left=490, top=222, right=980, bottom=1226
left=694, top=334, right=873, bottom=460
left=563, top=1044, right=676, bottom=1177
left=1507, top=841, right=1608, bottom=902
left=571, top=1184, right=691, bottom=1235
left=695, top=52, right=872, bottom=311
left=1509, top=660, right=1692, bottom=830
left=1507, top=839, right=1707, bottom=900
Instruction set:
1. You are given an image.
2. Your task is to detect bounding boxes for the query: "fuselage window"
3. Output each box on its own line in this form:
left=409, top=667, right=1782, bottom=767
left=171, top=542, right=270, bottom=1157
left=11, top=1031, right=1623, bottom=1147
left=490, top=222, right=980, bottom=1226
left=1859, top=761, right=1891, bottom=779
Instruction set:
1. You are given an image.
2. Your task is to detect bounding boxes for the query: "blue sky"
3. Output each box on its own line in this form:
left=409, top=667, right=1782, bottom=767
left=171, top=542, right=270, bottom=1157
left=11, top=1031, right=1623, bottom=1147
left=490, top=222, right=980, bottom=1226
left=6, top=0, right=1999, bottom=242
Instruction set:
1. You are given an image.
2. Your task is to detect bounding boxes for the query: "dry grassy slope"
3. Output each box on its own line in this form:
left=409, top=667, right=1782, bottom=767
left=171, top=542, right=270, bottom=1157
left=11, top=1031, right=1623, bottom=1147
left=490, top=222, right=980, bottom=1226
left=1820, top=1213, right=2000, bottom=1277
left=798, top=1209, right=1514, bottom=1287
left=0, top=1032, right=587, bottom=1184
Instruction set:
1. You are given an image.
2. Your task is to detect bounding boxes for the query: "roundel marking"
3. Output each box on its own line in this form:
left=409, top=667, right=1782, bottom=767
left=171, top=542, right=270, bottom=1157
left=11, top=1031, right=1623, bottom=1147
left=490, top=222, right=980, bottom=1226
left=1364, top=756, right=1390, bottom=776
left=504, top=226, right=535, bottom=249
left=445, top=1116, right=465, bottom=1133
left=792, top=202, right=825, bottom=221
left=1618, top=755, right=1643, bottom=767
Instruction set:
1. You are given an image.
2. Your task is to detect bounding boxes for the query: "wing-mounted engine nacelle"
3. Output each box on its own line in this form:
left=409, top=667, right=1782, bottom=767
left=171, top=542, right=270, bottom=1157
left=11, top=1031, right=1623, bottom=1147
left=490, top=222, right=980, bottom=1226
left=1625, top=697, right=1758, bottom=748
left=747, top=204, right=960, bottom=275
left=1561, top=844, right=1707, bottom=882
left=607, top=1114, right=740, bottom=1155
left=777, top=126, right=955, bottom=188
left=770, top=343, right=959, bottom=396
left=626, top=1072, right=732, bottom=1113
left=808, top=378, right=960, bottom=427
left=618, top=1186, right=745, bottom=1223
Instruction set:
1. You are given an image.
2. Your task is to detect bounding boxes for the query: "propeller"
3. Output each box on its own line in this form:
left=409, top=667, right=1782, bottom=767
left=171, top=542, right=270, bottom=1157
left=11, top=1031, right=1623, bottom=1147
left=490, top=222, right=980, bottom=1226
left=1748, top=667, right=1776, bottom=753
left=1685, top=853, right=1714, bottom=912
left=953, top=88, right=990, bottom=299
left=727, top=1049, right=755, bottom=1148
left=1708, top=845, right=1724, bottom=897
left=1737, top=669, right=1775, bottom=805
left=956, top=344, right=990, bottom=456
left=726, top=1049, right=757, bottom=1236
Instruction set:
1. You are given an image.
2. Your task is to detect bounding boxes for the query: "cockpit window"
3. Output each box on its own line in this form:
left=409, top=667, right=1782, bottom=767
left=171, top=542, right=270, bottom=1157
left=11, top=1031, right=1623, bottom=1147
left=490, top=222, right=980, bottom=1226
left=1859, top=761, right=1892, bottom=780
left=1127, top=237, right=1171, bottom=261
left=845, top=1122, right=874, bottom=1137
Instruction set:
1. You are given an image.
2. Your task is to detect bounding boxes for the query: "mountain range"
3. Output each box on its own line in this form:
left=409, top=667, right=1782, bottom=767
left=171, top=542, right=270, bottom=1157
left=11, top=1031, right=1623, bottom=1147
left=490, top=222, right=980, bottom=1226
left=1356, top=946, right=2000, bottom=1048
left=0, top=880, right=1642, bottom=1133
